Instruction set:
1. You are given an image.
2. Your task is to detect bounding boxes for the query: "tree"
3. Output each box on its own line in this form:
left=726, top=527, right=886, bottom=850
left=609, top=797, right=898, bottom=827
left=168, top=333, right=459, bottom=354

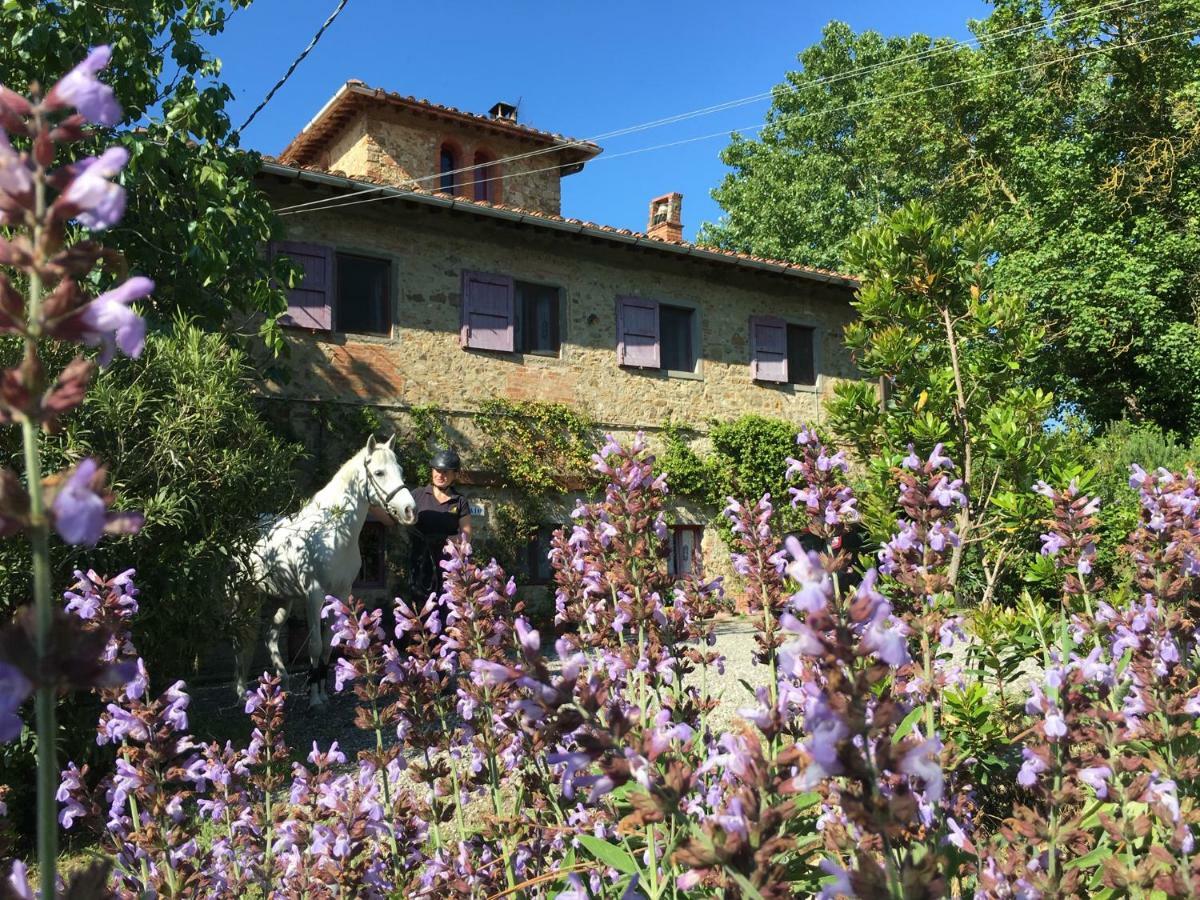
left=826, top=202, right=1064, bottom=603
left=702, top=1, right=1200, bottom=435
left=1, top=0, right=293, bottom=348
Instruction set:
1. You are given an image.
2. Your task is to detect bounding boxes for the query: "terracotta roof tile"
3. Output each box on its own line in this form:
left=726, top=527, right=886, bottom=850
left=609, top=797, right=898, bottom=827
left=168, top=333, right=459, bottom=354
left=262, top=159, right=857, bottom=285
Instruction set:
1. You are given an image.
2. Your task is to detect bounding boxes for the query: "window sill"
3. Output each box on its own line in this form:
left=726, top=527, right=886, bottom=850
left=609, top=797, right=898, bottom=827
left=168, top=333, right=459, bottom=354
left=463, top=346, right=564, bottom=362
left=337, top=329, right=392, bottom=339
left=619, top=364, right=703, bottom=381
left=755, top=378, right=820, bottom=394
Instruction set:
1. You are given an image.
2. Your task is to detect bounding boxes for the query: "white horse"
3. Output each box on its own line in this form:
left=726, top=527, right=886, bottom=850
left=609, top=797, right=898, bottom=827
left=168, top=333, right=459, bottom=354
left=234, top=434, right=417, bottom=706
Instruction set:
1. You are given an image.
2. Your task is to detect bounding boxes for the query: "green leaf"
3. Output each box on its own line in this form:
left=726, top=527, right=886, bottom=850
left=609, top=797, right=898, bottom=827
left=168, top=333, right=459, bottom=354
left=793, top=791, right=822, bottom=813
left=575, top=835, right=640, bottom=876
left=893, top=705, right=926, bottom=744
left=1064, top=844, right=1113, bottom=870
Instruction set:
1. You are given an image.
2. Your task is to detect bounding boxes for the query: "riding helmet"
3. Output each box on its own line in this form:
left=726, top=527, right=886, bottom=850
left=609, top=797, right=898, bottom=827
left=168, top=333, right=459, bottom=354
left=430, top=448, right=461, bottom=472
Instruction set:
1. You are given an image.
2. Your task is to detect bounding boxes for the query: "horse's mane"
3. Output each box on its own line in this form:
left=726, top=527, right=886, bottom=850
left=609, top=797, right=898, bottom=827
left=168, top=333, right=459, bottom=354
left=308, top=445, right=368, bottom=510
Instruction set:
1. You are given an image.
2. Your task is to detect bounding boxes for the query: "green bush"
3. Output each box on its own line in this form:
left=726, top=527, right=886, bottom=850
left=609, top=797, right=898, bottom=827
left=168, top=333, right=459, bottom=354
left=0, top=319, right=302, bottom=679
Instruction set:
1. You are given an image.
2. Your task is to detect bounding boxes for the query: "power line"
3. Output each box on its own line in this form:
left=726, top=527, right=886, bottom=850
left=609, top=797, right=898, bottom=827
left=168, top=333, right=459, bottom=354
left=273, top=0, right=1154, bottom=215
left=235, top=0, right=351, bottom=138
left=279, top=23, right=1192, bottom=220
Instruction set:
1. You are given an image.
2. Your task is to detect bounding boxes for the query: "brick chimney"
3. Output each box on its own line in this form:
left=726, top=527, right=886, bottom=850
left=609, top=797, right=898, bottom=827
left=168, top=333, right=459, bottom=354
left=489, top=101, right=518, bottom=122
left=647, top=193, right=683, bottom=242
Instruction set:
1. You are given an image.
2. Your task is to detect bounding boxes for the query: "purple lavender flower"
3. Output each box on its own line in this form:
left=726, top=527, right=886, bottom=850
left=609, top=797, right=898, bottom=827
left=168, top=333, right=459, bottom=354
left=1039, top=531, right=1067, bottom=557
left=898, top=736, right=944, bottom=803
left=6, top=861, right=32, bottom=900
left=0, top=662, right=31, bottom=742
left=124, top=657, right=148, bottom=701
left=860, top=605, right=910, bottom=667
left=1078, top=765, right=1112, bottom=799
left=927, top=443, right=953, bottom=469
left=930, top=475, right=968, bottom=508
left=1018, top=747, right=1048, bottom=787
left=57, top=762, right=88, bottom=828
left=60, top=147, right=128, bottom=230
left=76, top=275, right=152, bottom=366
left=161, top=680, right=189, bottom=732
left=818, top=858, right=854, bottom=899
left=946, top=816, right=974, bottom=852
left=45, top=45, right=123, bottom=125
left=514, top=617, right=540, bottom=654
left=51, top=458, right=107, bottom=545
left=1148, top=776, right=1182, bottom=823
left=803, top=697, right=848, bottom=783
left=784, top=536, right=831, bottom=612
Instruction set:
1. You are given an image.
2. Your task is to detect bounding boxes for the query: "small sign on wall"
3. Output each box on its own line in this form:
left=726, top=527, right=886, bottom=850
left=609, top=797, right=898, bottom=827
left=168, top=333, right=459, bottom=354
left=469, top=500, right=488, bottom=520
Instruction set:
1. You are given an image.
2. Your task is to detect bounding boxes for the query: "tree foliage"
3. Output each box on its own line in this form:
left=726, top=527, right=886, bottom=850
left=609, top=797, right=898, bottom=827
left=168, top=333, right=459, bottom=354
left=1, top=0, right=294, bottom=348
left=826, top=202, right=1066, bottom=601
left=703, top=0, right=1200, bottom=434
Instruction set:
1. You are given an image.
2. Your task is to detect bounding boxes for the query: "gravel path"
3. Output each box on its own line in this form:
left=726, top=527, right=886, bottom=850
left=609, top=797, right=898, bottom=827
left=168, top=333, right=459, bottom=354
left=188, top=615, right=771, bottom=756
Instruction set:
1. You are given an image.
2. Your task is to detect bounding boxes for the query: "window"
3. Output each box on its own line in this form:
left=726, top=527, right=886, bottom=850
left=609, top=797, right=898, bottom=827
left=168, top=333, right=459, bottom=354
left=439, top=144, right=457, bottom=194
left=660, top=305, right=695, bottom=372
left=525, top=524, right=562, bottom=584
left=516, top=282, right=561, bottom=354
left=269, top=242, right=391, bottom=335
left=461, top=271, right=563, bottom=355
left=668, top=525, right=703, bottom=577
left=473, top=151, right=495, bottom=202
left=355, top=521, right=388, bottom=589
left=786, top=323, right=816, bottom=386
left=616, top=296, right=698, bottom=373
left=336, top=253, right=390, bottom=334
left=749, top=316, right=816, bottom=386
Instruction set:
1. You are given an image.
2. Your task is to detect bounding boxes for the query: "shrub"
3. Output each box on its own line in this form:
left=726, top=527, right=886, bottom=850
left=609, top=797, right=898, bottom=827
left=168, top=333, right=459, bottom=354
left=0, top=320, right=302, bottom=679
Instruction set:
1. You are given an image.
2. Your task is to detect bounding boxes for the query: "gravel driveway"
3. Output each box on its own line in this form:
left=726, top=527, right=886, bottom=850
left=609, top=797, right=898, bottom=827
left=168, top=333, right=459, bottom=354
left=188, top=615, right=771, bottom=757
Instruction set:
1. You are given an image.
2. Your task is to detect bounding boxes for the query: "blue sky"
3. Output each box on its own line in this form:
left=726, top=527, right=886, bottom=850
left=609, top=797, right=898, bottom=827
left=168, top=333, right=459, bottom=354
left=211, top=0, right=990, bottom=241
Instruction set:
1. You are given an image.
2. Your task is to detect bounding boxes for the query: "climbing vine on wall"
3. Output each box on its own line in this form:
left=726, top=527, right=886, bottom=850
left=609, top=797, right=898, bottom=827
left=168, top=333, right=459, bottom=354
left=472, top=399, right=600, bottom=582
left=656, top=414, right=808, bottom=542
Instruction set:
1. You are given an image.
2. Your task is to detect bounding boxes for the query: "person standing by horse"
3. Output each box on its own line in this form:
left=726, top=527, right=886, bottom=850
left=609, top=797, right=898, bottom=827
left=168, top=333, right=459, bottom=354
left=410, top=448, right=472, bottom=599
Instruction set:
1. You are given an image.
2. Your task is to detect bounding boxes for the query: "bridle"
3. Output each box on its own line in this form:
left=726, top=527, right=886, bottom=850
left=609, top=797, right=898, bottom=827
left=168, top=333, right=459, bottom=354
left=363, top=454, right=408, bottom=518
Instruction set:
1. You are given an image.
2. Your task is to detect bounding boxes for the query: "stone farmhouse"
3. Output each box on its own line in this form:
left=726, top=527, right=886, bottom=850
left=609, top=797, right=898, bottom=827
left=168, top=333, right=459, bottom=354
left=254, top=79, right=861, bottom=598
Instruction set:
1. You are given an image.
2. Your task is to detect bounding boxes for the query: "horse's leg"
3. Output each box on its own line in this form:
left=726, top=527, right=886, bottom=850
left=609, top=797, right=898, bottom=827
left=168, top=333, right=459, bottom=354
left=305, top=589, right=329, bottom=708
left=265, top=601, right=291, bottom=692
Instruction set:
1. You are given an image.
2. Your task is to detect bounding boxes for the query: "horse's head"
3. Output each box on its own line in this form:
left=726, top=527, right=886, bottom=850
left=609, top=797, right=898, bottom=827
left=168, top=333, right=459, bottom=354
left=364, top=434, right=417, bottom=525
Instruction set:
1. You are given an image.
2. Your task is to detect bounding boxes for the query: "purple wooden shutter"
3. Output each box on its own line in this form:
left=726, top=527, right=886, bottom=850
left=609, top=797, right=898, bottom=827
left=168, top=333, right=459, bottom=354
left=271, top=241, right=333, bottom=330
left=617, top=296, right=660, bottom=368
left=461, top=271, right=515, bottom=351
left=750, top=315, right=788, bottom=382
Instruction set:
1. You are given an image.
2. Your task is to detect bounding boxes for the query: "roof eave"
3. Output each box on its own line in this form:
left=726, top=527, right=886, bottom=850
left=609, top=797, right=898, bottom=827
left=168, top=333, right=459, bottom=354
left=260, top=161, right=858, bottom=289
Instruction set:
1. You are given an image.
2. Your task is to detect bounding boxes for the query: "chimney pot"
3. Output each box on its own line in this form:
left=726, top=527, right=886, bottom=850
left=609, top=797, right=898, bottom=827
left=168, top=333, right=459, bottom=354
left=489, top=101, right=518, bottom=122
left=647, top=192, right=684, bottom=243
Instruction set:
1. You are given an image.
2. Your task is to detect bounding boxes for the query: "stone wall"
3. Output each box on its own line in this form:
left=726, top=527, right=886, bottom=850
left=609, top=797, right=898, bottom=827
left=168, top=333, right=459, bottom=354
left=259, top=179, right=862, bottom=595
left=324, top=107, right=566, bottom=215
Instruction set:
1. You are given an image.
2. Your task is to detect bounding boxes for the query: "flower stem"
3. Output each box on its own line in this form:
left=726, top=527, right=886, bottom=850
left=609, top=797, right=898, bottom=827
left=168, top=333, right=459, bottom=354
left=25, top=137, right=58, bottom=900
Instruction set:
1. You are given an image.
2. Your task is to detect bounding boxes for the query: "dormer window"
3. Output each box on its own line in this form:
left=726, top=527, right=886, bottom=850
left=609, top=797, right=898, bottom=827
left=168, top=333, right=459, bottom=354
left=439, top=144, right=457, bottom=194
left=473, top=151, right=496, bottom=202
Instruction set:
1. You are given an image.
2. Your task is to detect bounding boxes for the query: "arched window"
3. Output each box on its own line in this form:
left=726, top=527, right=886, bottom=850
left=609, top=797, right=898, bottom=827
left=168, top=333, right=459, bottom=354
left=439, top=144, right=457, bottom=194
left=473, top=150, right=495, bottom=202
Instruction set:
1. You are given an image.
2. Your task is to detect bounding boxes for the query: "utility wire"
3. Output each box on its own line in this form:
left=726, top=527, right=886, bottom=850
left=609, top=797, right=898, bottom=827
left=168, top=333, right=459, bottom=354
left=235, top=0, right=351, bottom=138
left=280, top=23, right=1193, bottom=219
left=274, top=0, right=1154, bottom=215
